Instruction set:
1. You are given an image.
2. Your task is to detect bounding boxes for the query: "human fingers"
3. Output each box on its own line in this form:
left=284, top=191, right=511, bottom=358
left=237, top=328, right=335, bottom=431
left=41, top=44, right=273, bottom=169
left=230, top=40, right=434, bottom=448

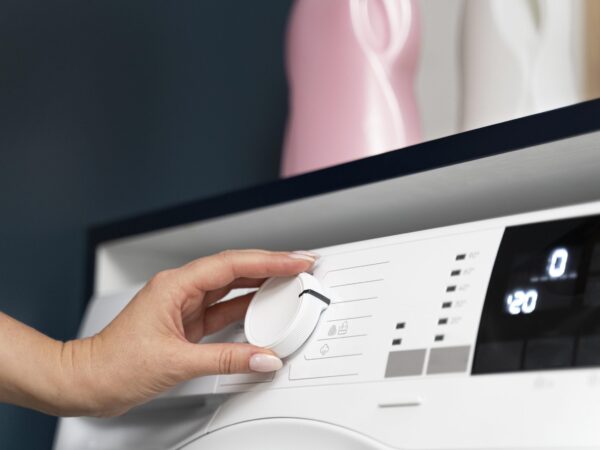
left=173, top=250, right=317, bottom=295
left=203, top=293, right=253, bottom=337
left=202, top=277, right=266, bottom=306
left=184, top=293, right=253, bottom=342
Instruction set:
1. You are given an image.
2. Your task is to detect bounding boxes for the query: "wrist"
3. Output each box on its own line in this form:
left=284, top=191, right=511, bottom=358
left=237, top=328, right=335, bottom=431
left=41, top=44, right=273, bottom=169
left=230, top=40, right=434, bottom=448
left=0, top=313, right=78, bottom=416
left=36, top=338, right=79, bottom=416
left=55, top=336, right=114, bottom=417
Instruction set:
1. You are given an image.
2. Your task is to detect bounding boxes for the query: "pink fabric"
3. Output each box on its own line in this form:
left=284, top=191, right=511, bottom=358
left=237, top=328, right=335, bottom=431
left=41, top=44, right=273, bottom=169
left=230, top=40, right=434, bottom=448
left=281, top=0, right=422, bottom=177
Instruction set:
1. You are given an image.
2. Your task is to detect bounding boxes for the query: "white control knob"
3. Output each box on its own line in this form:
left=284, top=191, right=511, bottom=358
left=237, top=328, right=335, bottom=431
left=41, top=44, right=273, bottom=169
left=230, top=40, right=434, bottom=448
left=244, top=273, right=330, bottom=358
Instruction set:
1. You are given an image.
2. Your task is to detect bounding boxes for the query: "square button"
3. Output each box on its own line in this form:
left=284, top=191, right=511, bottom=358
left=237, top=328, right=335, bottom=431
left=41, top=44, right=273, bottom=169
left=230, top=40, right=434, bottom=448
left=385, top=349, right=426, bottom=378
left=427, top=346, right=471, bottom=374
left=576, top=335, right=600, bottom=367
left=472, top=341, right=524, bottom=374
left=589, top=243, right=600, bottom=273
left=524, top=337, right=575, bottom=370
left=584, top=276, right=600, bottom=306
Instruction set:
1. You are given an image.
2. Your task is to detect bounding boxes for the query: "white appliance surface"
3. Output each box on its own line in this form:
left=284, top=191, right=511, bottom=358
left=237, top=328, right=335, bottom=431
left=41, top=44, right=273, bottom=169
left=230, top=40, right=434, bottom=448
left=55, top=199, right=600, bottom=450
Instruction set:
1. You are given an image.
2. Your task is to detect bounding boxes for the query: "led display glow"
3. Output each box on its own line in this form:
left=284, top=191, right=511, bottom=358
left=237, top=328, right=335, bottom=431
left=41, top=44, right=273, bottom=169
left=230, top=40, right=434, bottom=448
left=505, top=289, right=538, bottom=315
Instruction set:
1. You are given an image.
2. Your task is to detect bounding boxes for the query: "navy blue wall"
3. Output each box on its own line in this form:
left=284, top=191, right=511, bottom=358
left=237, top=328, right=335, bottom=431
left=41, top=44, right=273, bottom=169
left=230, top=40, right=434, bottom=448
left=0, top=1, right=293, bottom=447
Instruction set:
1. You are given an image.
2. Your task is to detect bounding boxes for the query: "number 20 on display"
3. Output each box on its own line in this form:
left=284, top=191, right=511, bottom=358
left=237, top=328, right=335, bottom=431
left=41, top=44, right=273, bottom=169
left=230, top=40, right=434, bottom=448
left=505, top=247, right=569, bottom=315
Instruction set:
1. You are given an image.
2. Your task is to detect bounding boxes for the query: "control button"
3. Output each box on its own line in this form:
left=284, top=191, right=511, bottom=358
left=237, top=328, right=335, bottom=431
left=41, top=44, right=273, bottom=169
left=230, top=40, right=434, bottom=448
left=245, top=273, right=329, bottom=358
left=472, top=341, right=524, bottom=374
left=384, top=349, right=426, bottom=377
left=427, top=346, right=471, bottom=374
left=590, top=244, right=600, bottom=272
left=584, top=275, right=600, bottom=306
left=576, top=335, right=600, bottom=367
left=524, top=337, right=575, bottom=370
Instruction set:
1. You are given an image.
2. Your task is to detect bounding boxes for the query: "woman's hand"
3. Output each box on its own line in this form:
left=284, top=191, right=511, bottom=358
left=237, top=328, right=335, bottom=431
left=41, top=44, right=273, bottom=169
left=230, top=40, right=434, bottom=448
left=0, top=250, right=317, bottom=417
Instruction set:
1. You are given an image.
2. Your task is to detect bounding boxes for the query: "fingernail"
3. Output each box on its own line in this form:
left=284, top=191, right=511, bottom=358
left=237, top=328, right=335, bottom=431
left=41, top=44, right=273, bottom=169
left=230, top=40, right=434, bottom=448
left=249, top=353, right=283, bottom=372
left=289, top=251, right=320, bottom=263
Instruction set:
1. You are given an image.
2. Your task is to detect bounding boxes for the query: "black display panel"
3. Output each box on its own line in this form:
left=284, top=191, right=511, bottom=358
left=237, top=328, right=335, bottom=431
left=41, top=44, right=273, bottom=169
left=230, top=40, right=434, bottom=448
left=473, top=214, right=600, bottom=375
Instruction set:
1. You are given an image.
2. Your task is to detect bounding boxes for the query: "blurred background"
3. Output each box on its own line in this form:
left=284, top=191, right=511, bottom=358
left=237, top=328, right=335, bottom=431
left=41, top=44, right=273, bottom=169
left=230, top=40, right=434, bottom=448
left=0, top=0, right=598, bottom=448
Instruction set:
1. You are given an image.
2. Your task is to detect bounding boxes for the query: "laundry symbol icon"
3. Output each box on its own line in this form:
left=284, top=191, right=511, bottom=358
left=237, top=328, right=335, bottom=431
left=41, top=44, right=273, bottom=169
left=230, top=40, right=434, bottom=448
left=338, top=320, right=348, bottom=335
left=328, top=324, right=337, bottom=336
left=319, top=344, right=330, bottom=356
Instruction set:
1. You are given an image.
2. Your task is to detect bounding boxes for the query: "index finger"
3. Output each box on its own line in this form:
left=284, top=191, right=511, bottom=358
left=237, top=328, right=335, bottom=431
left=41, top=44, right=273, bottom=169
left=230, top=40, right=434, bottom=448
left=170, top=249, right=317, bottom=295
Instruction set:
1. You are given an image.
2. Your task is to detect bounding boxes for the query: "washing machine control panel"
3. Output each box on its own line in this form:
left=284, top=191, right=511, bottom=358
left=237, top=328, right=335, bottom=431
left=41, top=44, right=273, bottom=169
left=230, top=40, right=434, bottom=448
left=216, top=208, right=600, bottom=392
left=217, top=227, right=502, bottom=390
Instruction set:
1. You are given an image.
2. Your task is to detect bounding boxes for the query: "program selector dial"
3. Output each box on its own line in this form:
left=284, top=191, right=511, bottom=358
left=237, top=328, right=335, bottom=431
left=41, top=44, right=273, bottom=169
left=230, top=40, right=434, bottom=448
left=244, top=273, right=330, bottom=358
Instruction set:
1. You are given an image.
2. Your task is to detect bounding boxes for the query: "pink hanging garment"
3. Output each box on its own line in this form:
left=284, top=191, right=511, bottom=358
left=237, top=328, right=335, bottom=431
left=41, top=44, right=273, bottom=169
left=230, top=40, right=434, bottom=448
left=281, top=0, right=422, bottom=177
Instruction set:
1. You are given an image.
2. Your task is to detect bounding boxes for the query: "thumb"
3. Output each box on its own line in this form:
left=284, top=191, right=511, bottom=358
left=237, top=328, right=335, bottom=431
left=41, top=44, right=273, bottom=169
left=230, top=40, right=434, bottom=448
left=182, top=342, right=283, bottom=377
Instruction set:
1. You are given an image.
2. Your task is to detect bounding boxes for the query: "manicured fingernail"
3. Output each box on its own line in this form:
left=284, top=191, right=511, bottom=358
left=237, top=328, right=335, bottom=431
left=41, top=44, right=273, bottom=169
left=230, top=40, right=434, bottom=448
left=249, top=353, right=283, bottom=372
left=289, top=251, right=319, bottom=263
left=294, top=250, right=320, bottom=258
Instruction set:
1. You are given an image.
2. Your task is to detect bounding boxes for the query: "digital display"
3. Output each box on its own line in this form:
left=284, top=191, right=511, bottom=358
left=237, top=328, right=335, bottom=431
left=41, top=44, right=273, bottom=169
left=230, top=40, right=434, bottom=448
left=503, top=246, right=582, bottom=315
left=473, top=215, right=600, bottom=375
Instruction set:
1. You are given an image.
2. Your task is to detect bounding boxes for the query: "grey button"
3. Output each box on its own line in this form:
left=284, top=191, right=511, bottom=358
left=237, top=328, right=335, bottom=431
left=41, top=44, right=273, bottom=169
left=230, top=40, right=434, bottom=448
left=427, top=346, right=471, bottom=374
left=384, top=349, right=426, bottom=378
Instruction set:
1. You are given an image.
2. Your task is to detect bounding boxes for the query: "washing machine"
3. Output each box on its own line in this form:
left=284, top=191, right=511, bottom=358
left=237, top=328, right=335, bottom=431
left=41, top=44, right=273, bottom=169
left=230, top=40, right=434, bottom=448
left=54, top=105, right=600, bottom=449
left=53, top=198, right=600, bottom=449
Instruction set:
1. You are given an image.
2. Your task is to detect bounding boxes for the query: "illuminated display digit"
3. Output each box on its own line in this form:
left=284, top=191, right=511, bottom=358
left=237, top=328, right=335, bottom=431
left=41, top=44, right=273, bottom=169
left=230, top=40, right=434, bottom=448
left=506, top=292, right=521, bottom=315
left=547, top=248, right=568, bottom=278
left=520, top=289, right=538, bottom=313
left=506, top=289, right=538, bottom=315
